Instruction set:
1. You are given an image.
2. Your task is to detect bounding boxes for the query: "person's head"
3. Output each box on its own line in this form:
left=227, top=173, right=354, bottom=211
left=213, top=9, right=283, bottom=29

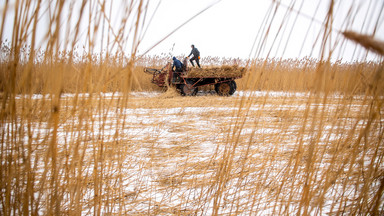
left=173, top=56, right=176, bottom=60
left=191, top=44, right=194, bottom=48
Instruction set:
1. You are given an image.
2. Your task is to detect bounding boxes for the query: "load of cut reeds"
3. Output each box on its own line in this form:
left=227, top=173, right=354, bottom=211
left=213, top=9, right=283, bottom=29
left=185, top=65, right=246, bottom=78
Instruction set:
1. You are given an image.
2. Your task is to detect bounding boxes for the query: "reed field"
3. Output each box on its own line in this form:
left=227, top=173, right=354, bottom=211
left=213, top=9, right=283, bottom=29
left=1, top=0, right=384, bottom=215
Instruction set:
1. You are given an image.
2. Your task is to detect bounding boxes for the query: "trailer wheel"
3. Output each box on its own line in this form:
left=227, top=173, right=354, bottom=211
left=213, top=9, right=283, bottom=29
left=215, top=81, right=236, bottom=96
left=180, top=80, right=198, bottom=96
left=230, top=80, right=237, bottom=92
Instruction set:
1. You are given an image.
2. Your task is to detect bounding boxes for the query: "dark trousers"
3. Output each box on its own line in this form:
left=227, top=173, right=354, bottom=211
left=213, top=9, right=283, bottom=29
left=173, top=67, right=182, bottom=81
left=190, top=56, right=201, bottom=68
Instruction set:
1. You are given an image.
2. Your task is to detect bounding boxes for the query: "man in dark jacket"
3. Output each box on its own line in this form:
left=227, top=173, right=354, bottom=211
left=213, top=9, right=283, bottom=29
left=172, top=56, right=183, bottom=72
left=172, top=57, right=183, bottom=82
left=188, top=44, right=201, bottom=68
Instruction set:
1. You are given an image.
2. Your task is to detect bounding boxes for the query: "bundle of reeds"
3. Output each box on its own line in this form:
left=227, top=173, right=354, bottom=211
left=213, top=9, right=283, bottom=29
left=185, top=65, right=246, bottom=78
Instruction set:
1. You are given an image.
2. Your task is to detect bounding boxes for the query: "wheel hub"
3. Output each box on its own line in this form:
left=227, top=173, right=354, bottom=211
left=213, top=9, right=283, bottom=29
left=219, top=83, right=230, bottom=94
left=183, top=84, right=195, bottom=95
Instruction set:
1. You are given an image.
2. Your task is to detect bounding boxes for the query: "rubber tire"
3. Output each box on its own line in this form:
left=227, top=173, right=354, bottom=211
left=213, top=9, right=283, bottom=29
left=180, top=80, right=198, bottom=96
left=230, top=80, right=237, bottom=93
left=215, top=80, right=236, bottom=96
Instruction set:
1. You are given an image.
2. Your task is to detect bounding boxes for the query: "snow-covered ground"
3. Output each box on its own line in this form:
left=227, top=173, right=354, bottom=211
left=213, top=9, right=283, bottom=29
left=3, top=91, right=383, bottom=215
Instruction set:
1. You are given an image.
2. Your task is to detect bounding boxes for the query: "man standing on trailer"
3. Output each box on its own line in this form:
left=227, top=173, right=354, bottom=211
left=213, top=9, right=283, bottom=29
left=188, top=44, right=201, bottom=68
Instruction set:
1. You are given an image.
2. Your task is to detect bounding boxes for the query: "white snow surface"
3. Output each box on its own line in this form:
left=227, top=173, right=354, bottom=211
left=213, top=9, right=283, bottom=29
left=3, top=90, right=383, bottom=215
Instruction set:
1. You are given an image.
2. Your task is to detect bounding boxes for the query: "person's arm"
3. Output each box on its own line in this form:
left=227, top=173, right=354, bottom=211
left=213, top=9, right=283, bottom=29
left=188, top=49, right=193, bottom=57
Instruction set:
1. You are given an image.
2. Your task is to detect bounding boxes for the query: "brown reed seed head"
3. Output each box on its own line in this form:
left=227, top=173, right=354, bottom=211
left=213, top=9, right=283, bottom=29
left=343, top=31, right=384, bottom=56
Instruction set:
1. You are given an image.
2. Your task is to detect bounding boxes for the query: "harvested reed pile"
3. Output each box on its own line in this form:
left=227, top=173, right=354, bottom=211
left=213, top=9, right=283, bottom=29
left=159, top=87, right=180, bottom=98
left=185, top=65, right=246, bottom=78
